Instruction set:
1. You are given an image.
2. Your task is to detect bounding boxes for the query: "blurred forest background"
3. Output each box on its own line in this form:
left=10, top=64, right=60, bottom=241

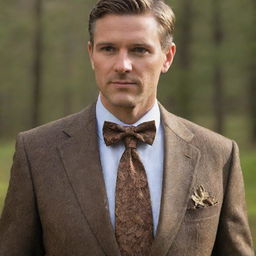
left=0, top=0, right=255, bottom=248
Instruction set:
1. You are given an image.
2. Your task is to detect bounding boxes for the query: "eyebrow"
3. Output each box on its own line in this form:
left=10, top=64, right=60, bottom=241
left=132, top=43, right=153, bottom=48
left=95, top=42, right=153, bottom=49
left=95, top=42, right=114, bottom=48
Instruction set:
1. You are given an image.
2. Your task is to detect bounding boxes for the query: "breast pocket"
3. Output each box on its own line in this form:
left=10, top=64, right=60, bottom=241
left=185, top=203, right=220, bottom=222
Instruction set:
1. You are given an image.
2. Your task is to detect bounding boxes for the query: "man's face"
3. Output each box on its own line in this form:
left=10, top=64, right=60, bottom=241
left=88, top=14, right=175, bottom=114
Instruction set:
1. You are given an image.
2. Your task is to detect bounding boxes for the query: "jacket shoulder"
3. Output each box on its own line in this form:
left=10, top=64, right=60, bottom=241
left=177, top=116, right=235, bottom=161
left=179, top=116, right=231, bottom=143
left=18, top=103, right=96, bottom=146
left=159, top=103, right=233, bottom=152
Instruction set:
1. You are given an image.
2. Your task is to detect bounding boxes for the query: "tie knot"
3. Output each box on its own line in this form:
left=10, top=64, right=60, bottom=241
left=123, top=126, right=136, bottom=136
left=103, top=120, right=156, bottom=148
left=124, top=136, right=138, bottom=149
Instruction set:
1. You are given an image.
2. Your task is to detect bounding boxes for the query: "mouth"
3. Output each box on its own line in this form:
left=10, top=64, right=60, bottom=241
left=110, top=80, right=137, bottom=88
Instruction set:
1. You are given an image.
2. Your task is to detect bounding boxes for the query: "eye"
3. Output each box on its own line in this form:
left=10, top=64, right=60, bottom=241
left=131, top=47, right=149, bottom=55
left=100, top=46, right=115, bottom=53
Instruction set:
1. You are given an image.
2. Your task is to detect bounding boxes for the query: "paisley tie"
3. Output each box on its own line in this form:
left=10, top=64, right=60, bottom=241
left=103, top=120, right=156, bottom=256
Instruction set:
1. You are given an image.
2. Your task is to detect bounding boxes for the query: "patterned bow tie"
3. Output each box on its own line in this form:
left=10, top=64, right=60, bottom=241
left=103, top=120, right=156, bottom=256
left=103, top=120, right=156, bottom=147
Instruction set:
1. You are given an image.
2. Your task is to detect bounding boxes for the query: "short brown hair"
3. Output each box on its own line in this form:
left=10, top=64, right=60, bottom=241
left=88, top=0, right=175, bottom=49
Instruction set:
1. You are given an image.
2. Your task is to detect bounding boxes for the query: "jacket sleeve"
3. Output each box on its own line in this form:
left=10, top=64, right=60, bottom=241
left=212, top=141, right=255, bottom=256
left=0, top=133, right=44, bottom=255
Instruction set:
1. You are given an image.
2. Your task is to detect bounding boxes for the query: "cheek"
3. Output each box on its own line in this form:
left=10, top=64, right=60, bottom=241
left=93, top=70, right=106, bottom=90
left=139, top=62, right=162, bottom=94
left=93, top=55, right=111, bottom=73
left=93, top=63, right=109, bottom=80
left=143, top=62, right=163, bottom=82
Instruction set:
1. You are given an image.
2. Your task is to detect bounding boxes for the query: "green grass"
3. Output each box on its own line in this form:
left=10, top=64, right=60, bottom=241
left=0, top=140, right=255, bottom=248
left=0, top=141, right=14, bottom=211
left=241, top=150, right=256, bottom=247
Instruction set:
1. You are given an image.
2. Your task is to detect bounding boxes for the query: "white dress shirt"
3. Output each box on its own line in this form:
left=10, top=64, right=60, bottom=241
left=96, top=96, right=164, bottom=235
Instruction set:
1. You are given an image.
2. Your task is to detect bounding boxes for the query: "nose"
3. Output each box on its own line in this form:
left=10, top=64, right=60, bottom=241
left=114, top=51, right=132, bottom=73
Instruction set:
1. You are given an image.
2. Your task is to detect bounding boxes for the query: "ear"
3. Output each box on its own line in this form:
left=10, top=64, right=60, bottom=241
left=88, top=41, right=95, bottom=70
left=161, top=42, right=176, bottom=73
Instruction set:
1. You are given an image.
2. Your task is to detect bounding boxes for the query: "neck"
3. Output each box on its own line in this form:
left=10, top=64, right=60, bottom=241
left=100, top=96, right=155, bottom=124
left=110, top=107, right=150, bottom=124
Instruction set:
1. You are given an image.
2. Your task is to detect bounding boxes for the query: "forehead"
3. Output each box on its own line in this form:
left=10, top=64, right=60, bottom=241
left=93, top=14, right=161, bottom=45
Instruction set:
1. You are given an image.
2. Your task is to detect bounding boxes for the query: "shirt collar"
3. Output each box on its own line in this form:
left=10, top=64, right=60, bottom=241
left=96, top=95, right=161, bottom=141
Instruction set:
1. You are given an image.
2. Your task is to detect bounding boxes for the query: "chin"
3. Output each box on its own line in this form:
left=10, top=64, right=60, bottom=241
left=103, top=93, right=135, bottom=107
left=111, top=99, right=136, bottom=109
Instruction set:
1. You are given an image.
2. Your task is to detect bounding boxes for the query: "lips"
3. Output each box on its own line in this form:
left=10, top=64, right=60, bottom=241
left=110, top=80, right=137, bottom=88
left=111, top=80, right=136, bottom=85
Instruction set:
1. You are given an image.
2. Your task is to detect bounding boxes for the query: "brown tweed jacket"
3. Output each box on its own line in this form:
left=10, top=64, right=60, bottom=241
left=0, top=103, right=254, bottom=256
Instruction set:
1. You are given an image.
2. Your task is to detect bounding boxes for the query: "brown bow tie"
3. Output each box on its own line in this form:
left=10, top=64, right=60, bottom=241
left=103, top=120, right=156, bottom=256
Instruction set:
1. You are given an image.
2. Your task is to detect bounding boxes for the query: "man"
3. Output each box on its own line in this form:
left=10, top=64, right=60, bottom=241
left=0, top=0, right=254, bottom=255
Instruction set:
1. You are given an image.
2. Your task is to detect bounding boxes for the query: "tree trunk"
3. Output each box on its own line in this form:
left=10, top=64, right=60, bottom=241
left=213, top=64, right=224, bottom=133
left=212, top=0, right=224, bottom=134
left=249, top=0, right=256, bottom=144
left=177, top=0, right=193, bottom=119
left=32, top=0, right=43, bottom=127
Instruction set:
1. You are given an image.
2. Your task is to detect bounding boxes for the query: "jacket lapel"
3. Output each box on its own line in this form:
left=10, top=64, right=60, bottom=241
left=151, top=104, right=201, bottom=256
left=57, top=103, right=120, bottom=256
